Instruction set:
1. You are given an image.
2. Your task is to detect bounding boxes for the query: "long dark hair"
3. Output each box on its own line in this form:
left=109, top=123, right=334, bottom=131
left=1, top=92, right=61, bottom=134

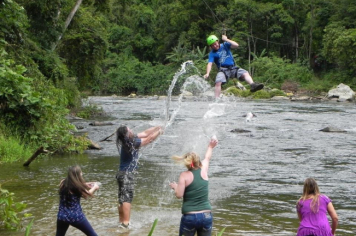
left=116, top=126, right=135, bottom=153
left=59, top=165, right=92, bottom=199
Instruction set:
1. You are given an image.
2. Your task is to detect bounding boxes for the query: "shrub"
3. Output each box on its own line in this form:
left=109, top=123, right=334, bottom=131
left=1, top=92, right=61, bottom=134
left=269, top=89, right=286, bottom=97
left=0, top=50, right=89, bottom=154
left=76, top=102, right=105, bottom=119
left=251, top=56, right=314, bottom=88
left=224, top=86, right=252, bottom=97
left=0, top=184, right=29, bottom=230
left=0, top=135, right=33, bottom=163
left=224, top=87, right=242, bottom=96
left=252, top=90, right=272, bottom=99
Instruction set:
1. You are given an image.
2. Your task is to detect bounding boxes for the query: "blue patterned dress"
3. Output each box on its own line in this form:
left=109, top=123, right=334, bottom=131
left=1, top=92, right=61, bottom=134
left=57, top=193, right=85, bottom=223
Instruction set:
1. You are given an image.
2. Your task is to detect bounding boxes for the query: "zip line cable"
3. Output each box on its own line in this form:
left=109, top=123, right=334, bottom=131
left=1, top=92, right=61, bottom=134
left=201, top=0, right=224, bottom=26
left=201, top=0, right=302, bottom=48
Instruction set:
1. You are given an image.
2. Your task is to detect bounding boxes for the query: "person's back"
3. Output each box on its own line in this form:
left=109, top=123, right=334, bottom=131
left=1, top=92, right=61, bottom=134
left=169, top=138, right=218, bottom=236
left=182, top=168, right=211, bottom=214
left=58, top=192, right=84, bottom=223
left=56, top=166, right=99, bottom=236
left=297, top=195, right=332, bottom=236
left=296, top=178, right=338, bottom=236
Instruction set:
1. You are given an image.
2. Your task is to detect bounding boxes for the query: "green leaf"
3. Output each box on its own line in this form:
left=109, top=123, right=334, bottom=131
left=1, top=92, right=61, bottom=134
left=147, top=219, right=158, bottom=236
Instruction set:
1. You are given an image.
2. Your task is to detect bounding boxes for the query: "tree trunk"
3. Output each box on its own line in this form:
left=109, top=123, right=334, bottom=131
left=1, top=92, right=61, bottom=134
left=51, top=0, right=83, bottom=51
left=248, top=16, right=252, bottom=74
left=295, top=25, right=299, bottom=62
left=99, top=129, right=118, bottom=142
left=23, top=146, right=48, bottom=167
left=266, top=19, right=269, bottom=53
left=308, top=4, right=315, bottom=64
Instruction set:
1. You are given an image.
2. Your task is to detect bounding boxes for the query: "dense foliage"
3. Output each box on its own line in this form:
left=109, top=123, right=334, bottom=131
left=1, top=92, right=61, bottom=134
left=0, top=0, right=356, bottom=163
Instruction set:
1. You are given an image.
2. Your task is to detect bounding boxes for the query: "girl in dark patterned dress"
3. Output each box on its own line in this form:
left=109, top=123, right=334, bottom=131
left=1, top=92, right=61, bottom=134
left=56, top=165, right=100, bottom=236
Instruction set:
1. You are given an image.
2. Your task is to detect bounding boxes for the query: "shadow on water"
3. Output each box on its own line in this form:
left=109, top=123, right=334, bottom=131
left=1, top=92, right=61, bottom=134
left=1, top=62, right=356, bottom=235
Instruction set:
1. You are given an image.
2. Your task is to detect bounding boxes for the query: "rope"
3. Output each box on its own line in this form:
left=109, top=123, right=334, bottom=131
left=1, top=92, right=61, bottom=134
left=201, top=0, right=224, bottom=25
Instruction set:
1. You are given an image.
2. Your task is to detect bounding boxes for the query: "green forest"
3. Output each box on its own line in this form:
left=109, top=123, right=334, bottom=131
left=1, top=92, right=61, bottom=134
left=1, top=0, right=356, bottom=160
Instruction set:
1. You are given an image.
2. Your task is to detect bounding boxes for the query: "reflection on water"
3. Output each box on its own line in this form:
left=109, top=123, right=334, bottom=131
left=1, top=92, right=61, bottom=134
left=1, top=96, right=356, bottom=236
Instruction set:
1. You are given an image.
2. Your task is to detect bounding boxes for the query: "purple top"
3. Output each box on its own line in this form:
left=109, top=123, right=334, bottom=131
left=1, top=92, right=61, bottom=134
left=296, top=194, right=333, bottom=236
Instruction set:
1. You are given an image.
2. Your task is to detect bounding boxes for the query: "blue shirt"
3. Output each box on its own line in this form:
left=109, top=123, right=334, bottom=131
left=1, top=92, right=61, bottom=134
left=119, top=136, right=141, bottom=172
left=208, top=41, right=235, bottom=69
left=57, top=193, right=85, bottom=223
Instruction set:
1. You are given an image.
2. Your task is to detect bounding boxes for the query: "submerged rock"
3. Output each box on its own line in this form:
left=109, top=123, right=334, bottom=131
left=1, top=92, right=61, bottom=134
left=88, top=139, right=102, bottom=150
left=319, top=126, right=347, bottom=133
left=230, top=128, right=251, bottom=133
left=89, top=121, right=114, bottom=126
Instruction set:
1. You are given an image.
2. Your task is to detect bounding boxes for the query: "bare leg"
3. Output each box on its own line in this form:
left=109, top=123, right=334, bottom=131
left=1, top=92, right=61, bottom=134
left=241, top=72, right=264, bottom=92
left=240, top=72, right=254, bottom=84
left=118, top=202, right=131, bottom=225
left=215, top=82, right=222, bottom=98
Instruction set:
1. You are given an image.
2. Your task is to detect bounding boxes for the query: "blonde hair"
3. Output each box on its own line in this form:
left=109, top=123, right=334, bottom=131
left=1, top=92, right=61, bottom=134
left=297, top=178, right=320, bottom=213
left=172, top=152, right=202, bottom=170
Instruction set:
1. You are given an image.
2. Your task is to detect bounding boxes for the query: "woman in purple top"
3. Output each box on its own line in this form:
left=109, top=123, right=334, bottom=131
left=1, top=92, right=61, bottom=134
left=296, top=178, right=338, bottom=236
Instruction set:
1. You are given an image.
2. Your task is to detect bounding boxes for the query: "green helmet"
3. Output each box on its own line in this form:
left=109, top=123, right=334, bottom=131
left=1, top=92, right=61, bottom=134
left=206, top=35, right=218, bottom=46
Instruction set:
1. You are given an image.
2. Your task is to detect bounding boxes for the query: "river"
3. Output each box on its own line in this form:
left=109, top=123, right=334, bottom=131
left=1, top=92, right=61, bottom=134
left=1, top=92, right=356, bottom=235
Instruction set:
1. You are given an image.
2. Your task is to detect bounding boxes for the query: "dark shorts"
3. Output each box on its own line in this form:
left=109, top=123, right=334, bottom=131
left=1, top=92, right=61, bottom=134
left=116, top=171, right=134, bottom=204
left=216, top=67, right=248, bottom=84
left=179, top=212, right=213, bottom=236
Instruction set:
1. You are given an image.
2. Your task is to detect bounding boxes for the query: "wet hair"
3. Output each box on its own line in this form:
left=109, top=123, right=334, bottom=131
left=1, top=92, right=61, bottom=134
left=116, top=125, right=136, bottom=154
left=59, top=165, right=92, bottom=199
left=172, top=152, right=202, bottom=170
left=297, top=178, right=320, bottom=213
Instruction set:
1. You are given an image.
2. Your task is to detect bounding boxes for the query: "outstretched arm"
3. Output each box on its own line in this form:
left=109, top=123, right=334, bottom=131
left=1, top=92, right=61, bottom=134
left=87, top=182, right=100, bottom=195
left=139, top=126, right=163, bottom=147
left=201, top=138, right=218, bottom=170
left=204, top=62, right=213, bottom=79
left=137, top=126, right=161, bottom=138
left=222, top=35, right=239, bottom=49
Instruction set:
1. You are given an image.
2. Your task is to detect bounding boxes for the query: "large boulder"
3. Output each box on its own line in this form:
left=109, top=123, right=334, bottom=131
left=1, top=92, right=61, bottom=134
left=328, top=83, right=355, bottom=101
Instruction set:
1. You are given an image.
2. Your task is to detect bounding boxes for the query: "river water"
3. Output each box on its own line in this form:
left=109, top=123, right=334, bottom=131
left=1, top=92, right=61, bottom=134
left=1, top=85, right=356, bottom=235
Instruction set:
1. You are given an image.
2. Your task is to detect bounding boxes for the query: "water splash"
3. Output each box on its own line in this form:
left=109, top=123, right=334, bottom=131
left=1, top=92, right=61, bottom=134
left=165, top=61, right=211, bottom=129
left=203, top=103, right=227, bottom=119
left=165, top=60, right=194, bottom=126
left=124, top=61, right=210, bottom=172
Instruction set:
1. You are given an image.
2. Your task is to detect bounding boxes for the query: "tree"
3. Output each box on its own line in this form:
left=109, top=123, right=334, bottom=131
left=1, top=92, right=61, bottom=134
left=52, top=0, right=83, bottom=50
left=322, top=23, right=356, bottom=74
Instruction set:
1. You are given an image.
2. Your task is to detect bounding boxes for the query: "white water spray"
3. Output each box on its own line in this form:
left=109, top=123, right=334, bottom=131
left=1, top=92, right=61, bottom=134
left=165, top=61, right=194, bottom=127
left=164, top=61, right=211, bottom=129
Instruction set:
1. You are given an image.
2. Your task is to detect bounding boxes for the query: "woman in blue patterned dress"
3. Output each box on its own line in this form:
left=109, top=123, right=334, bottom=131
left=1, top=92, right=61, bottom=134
left=56, top=165, right=100, bottom=236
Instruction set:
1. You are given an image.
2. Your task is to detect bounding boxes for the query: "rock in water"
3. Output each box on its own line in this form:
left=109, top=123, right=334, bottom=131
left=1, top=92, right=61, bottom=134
left=319, top=126, right=346, bottom=133
left=231, top=128, right=251, bottom=133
